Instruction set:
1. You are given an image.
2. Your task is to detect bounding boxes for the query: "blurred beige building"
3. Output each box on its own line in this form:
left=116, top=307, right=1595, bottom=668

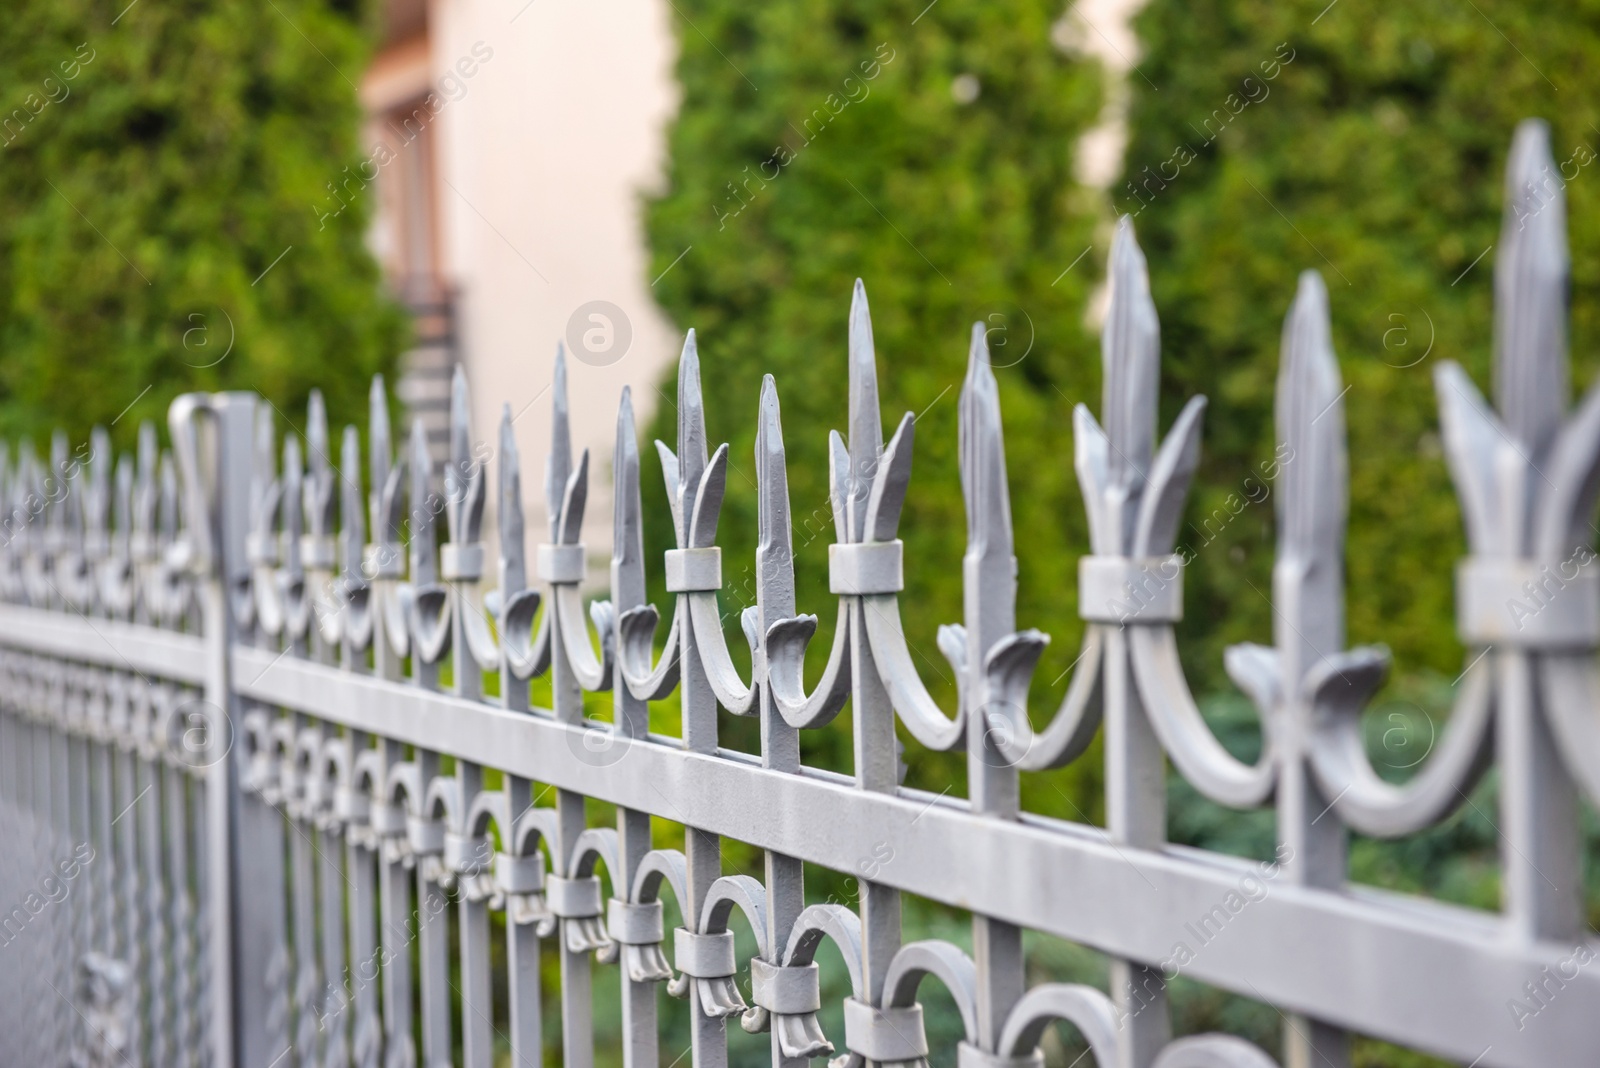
left=360, top=0, right=682, bottom=561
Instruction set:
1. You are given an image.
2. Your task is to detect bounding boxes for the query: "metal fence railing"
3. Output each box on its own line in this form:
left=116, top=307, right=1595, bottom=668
left=0, top=119, right=1595, bottom=1068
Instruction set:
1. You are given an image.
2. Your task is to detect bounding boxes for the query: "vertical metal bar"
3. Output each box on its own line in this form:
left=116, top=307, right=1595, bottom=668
left=347, top=835, right=381, bottom=1068
left=851, top=601, right=901, bottom=1031
left=377, top=804, right=415, bottom=1068
left=193, top=772, right=213, bottom=1068
left=505, top=774, right=542, bottom=1068
left=115, top=731, right=144, bottom=1062
left=1104, top=627, right=1170, bottom=1066
left=552, top=632, right=594, bottom=1068
left=140, top=747, right=171, bottom=1066
left=320, top=822, right=351, bottom=1068
left=458, top=760, right=494, bottom=1068
left=68, top=721, right=92, bottom=1031
left=165, top=762, right=198, bottom=1068
left=291, top=812, right=322, bottom=1067
left=50, top=710, right=75, bottom=1061
left=680, top=612, right=726, bottom=1068
left=416, top=750, right=452, bottom=1068
left=963, top=347, right=1026, bottom=1053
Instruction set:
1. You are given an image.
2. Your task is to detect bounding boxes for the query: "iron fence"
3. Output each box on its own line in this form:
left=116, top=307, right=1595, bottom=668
left=0, top=119, right=1596, bottom=1068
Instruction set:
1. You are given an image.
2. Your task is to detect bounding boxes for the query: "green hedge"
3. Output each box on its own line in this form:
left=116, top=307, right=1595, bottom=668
left=0, top=0, right=404, bottom=446
left=1123, top=0, right=1600, bottom=689
left=644, top=0, right=1107, bottom=813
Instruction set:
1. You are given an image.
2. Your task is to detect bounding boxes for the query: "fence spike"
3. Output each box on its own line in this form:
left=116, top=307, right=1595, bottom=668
left=115, top=453, right=134, bottom=557
left=409, top=417, right=436, bottom=585
left=546, top=345, right=572, bottom=542
left=1495, top=118, right=1569, bottom=456
left=498, top=403, right=526, bottom=591
left=282, top=434, right=304, bottom=574
left=1275, top=270, right=1346, bottom=566
left=676, top=329, right=709, bottom=510
left=341, top=425, right=364, bottom=579
left=305, top=390, right=335, bottom=541
left=87, top=426, right=111, bottom=552
left=757, top=374, right=795, bottom=620
left=445, top=365, right=484, bottom=546
left=614, top=388, right=642, bottom=583
left=961, top=322, right=1013, bottom=562
left=369, top=374, right=391, bottom=539
left=1103, top=216, right=1160, bottom=546
left=847, top=279, right=883, bottom=539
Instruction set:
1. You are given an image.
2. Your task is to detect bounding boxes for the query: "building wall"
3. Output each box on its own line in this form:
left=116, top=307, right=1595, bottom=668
left=365, top=0, right=682, bottom=565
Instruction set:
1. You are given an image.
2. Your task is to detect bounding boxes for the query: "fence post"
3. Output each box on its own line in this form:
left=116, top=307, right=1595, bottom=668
left=171, top=391, right=257, bottom=1068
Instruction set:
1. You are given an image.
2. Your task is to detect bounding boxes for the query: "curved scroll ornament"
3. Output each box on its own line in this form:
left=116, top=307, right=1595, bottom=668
left=536, top=348, right=615, bottom=694
left=487, top=400, right=546, bottom=682
left=405, top=416, right=451, bottom=667
left=989, top=981, right=1281, bottom=1068
left=1123, top=260, right=1491, bottom=836
left=617, top=330, right=758, bottom=714
left=1301, top=121, right=1596, bottom=839
left=981, top=218, right=1208, bottom=772
left=1440, top=121, right=1600, bottom=818
left=360, top=375, right=418, bottom=665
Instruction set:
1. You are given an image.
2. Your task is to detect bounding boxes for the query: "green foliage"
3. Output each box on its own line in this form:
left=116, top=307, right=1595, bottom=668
left=0, top=0, right=405, bottom=448
left=644, top=0, right=1105, bottom=812
left=1122, top=0, right=1600, bottom=687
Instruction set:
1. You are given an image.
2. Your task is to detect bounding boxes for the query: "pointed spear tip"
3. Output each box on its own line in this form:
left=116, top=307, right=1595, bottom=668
left=1293, top=269, right=1329, bottom=313
left=968, top=320, right=993, bottom=373
left=1508, top=118, right=1554, bottom=189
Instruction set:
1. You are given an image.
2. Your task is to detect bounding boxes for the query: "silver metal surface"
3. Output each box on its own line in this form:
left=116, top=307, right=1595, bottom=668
left=0, top=122, right=1596, bottom=1068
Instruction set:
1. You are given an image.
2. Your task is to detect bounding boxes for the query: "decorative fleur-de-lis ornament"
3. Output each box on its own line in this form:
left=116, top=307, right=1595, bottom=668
left=407, top=411, right=451, bottom=668
left=436, top=366, right=497, bottom=698
left=302, top=391, right=340, bottom=654
left=130, top=423, right=160, bottom=621
left=0, top=443, right=20, bottom=604
left=487, top=397, right=547, bottom=689
left=278, top=432, right=311, bottom=644
left=1290, top=119, right=1600, bottom=946
left=100, top=450, right=136, bottom=617
left=616, top=329, right=728, bottom=707
left=79, top=427, right=112, bottom=610
left=540, top=345, right=615, bottom=695
left=336, top=424, right=373, bottom=659
left=245, top=409, right=282, bottom=637
left=363, top=375, right=414, bottom=671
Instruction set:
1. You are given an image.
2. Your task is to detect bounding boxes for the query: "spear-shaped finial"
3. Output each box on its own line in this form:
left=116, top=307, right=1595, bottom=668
left=87, top=427, right=111, bottom=551
left=114, top=454, right=133, bottom=556
left=409, top=417, right=436, bottom=585
left=369, top=374, right=391, bottom=539
left=1274, top=270, right=1347, bottom=670
left=757, top=375, right=796, bottom=620
left=546, top=345, right=572, bottom=542
left=305, top=390, right=334, bottom=540
left=47, top=430, right=70, bottom=541
left=158, top=449, right=178, bottom=543
left=614, top=387, right=644, bottom=607
left=498, top=403, right=525, bottom=592
left=960, top=322, right=1014, bottom=562
left=281, top=434, right=304, bottom=567
left=444, top=364, right=484, bottom=546
left=341, top=425, right=364, bottom=579
left=1276, top=270, right=1346, bottom=563
left=677, top=329, right=709, bottom=499
left=1103, top=216, right=1160, bottom=507
left=847, top=280, right=884, bottom=539
left=1495, top=118, right=1569, bottom=457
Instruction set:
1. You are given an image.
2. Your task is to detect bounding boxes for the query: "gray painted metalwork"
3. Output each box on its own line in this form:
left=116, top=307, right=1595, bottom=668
left=0, top=121, right=1596, bottom=1067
